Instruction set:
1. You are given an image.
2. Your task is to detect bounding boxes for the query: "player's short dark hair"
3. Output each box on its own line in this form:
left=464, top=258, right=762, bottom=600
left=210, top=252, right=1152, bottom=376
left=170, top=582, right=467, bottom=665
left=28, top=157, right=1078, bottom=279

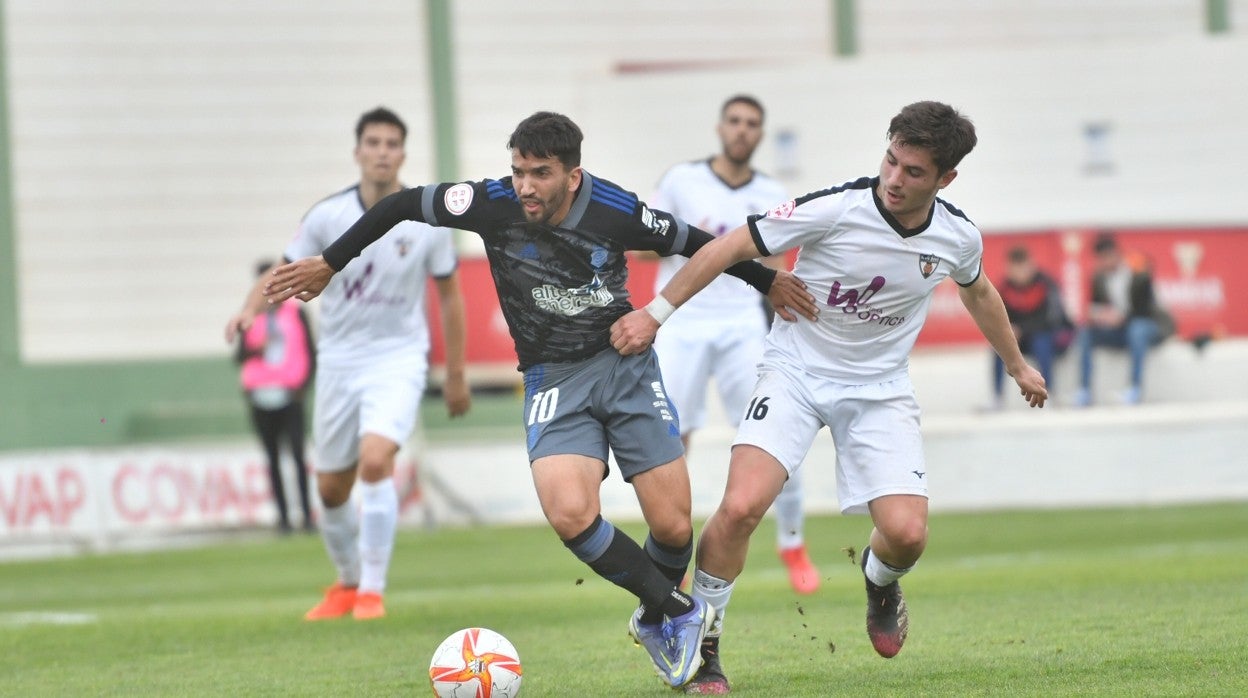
left=721, top=94, right=765, bottom=123
left=887, top=101, right=977, bottom=173
left=356, top=107, right=407, bottom=143
left=1007, top=246, right=1031, bottom=264
left=1093, top=232, right=1119, bottom=254
left=507, top=112, right=583, bottom=170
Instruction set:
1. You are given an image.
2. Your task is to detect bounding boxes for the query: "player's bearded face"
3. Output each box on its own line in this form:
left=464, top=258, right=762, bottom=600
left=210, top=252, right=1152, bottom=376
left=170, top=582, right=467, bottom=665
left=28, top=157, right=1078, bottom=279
left=876, top=137, right=957, bottom=228
left=718, top=103, right=764, bottom=165
left=511, top=151, right=580, bottom=226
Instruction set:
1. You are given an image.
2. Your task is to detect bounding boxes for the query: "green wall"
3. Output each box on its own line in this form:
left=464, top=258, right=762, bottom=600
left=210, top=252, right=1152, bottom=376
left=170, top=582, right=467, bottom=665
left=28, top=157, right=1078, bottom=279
left=0, top=1, right=459, bottom=452
left=0, top=3, right=245, bottom=452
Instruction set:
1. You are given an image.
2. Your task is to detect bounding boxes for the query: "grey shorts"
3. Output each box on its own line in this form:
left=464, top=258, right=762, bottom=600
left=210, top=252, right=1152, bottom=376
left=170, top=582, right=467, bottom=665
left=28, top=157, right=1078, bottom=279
left=521, top=347, right=684, bottom=481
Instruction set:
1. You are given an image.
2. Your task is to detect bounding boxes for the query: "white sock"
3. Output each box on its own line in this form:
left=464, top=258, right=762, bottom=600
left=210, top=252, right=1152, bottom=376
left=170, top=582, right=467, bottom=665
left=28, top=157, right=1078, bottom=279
left=357, top=478, right=398, bottom=594
left=864, top=547, right=912, bottom=587
left=774, top=469, right=805, bottom=550
left=692, top=568, right=735, bottom=637
left=320, top=500, right=360, bottom=587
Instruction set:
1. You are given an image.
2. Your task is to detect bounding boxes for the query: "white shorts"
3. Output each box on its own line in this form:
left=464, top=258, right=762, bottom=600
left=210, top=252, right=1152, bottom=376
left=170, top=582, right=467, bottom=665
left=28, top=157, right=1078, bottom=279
left=312, top=355, right=427, bottom=473
left=653, top=314, right=767, bottom=433
left=732, top=362, right=927, bottom=515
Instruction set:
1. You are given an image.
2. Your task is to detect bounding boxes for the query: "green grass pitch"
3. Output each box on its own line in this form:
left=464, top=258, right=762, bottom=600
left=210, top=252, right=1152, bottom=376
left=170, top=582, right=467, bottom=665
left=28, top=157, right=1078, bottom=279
left=3, top=502, right=1246, bottom=696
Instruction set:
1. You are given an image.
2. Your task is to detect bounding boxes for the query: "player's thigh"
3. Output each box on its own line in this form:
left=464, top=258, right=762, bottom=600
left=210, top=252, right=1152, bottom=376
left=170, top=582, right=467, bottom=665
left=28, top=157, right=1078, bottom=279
left=654, top=324, right=715, bottom=433
left=731, top=367, right=824, bottom=483
left=713, top=326, right=766, bottom=426
left=357, top=358, right=426, bottom=452
left=531, top=453, right=607, bottom=538
left=522, top=359, right=609, bottom=467
left=600, top=349, right=685, bottom=482
left=312, top=367, right=363, bottom=473
left=825, top=377, right=927, bottom=515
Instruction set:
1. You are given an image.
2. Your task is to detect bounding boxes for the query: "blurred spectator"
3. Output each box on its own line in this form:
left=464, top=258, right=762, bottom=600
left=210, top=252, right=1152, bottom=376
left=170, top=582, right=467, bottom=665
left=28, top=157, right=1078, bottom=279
left=1074, top=233, right=1172, bottom=406
left=237, top=259, right=316, bottom=533
left=989, top=245, right=1072, bottom=409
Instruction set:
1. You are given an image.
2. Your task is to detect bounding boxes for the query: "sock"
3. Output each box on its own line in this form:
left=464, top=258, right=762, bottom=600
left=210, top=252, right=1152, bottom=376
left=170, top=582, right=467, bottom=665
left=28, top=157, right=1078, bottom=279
left=319, top=499, right=360, bottom=587
left=563, top=515, right=693, bottom=619
left=357, top=478, right=398, bottom=594
left=692, top=568, right=735, bottom=637
left=640, top=533, right=692, bottom=624
left=773, top=469, right=805, bottom=550
left=864, top=547, right=913, bottom=587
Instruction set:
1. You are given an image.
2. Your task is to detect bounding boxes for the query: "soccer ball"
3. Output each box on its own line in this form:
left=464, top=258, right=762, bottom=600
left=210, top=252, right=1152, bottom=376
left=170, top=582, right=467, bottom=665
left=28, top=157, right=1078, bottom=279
left=428, top=627, right=523, bottom=698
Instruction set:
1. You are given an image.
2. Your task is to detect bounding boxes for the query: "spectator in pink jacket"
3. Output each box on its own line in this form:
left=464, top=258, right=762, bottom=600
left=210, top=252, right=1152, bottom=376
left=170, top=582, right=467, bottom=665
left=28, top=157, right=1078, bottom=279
left=237, top=259, right=316, bottom=533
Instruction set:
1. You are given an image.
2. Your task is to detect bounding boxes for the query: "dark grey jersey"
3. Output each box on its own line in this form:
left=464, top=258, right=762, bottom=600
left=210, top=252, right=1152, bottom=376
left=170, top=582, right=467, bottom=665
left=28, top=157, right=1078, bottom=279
left=323, top=172, right=775, bottom=370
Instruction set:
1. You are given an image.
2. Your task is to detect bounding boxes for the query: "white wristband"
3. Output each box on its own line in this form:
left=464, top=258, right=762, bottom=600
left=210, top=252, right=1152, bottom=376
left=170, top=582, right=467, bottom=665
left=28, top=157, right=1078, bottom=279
left=644, top=295, right=676, bottom=325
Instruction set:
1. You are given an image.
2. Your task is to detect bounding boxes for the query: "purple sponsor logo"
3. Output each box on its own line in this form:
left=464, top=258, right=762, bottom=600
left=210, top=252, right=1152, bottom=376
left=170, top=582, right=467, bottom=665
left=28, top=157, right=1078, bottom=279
left=826, top=275, right=906, bottom=326
left=342, top=263, right=374, bottom=300
left=827, top=275, right=885, bottom=313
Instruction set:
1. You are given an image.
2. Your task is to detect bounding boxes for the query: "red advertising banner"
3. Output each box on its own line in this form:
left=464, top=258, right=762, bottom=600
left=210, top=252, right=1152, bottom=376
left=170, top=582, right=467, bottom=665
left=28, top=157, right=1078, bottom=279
left=428, top=227, right=1246, bottom=372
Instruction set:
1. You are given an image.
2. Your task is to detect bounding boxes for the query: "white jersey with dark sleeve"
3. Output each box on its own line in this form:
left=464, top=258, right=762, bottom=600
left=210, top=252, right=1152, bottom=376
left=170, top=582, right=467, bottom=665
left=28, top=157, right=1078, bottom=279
left=748, top=176, right=983, bottom=384
left=284, top=185, right=457, bottom=369
left=320, top=172, right=774, bottom=370
left=649, top=160, right=788, bottom=322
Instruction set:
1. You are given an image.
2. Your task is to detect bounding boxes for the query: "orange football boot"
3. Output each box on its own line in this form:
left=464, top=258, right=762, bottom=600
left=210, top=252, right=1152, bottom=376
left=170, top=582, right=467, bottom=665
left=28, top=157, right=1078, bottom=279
left=352, top=592, right=386, bottom=620
left=303, top=582, right=357, bottom=621
left=779, top=545, right=821, bottom=595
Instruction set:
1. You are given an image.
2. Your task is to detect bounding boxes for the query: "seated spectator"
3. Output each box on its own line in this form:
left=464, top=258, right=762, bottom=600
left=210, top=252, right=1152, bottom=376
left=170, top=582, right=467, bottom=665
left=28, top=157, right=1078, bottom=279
left=1075, top=233, right=1171, bottom=406
left=990, top=245, right=1072, bottom=409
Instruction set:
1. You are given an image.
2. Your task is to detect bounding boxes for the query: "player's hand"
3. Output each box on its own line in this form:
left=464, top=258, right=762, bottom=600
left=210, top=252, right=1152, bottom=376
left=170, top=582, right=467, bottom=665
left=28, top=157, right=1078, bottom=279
left=610, top=309, right=661, bottom=356
left=443, top=373, right=471, bottom=418
left=768, top=271, right=818, bottom=322
left=1011, top=364, right=1048, bottom=408
left=224, top=311, right=255, bottom=343
left=264, top=256, right=334, bottom=303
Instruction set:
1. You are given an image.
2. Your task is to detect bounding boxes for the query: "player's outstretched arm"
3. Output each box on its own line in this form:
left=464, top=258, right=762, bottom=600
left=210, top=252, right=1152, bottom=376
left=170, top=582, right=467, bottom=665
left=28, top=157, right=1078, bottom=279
left=959, top=273, right=1048, bottom=408
left=612, top=225, right=773, bottom=355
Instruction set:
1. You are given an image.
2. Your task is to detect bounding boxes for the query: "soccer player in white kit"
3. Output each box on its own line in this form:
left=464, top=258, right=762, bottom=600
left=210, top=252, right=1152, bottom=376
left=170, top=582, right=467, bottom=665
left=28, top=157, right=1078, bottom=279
left=648, top=95, right=819, bottom=596
left=226, top=107, right=470, bottom=621
left=611, top=101, right=1047, bottom=693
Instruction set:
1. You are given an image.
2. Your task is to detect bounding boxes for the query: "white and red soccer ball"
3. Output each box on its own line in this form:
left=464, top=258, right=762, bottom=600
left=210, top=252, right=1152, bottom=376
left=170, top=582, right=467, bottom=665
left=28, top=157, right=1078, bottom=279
left=429, top=627, right=523, bottom=698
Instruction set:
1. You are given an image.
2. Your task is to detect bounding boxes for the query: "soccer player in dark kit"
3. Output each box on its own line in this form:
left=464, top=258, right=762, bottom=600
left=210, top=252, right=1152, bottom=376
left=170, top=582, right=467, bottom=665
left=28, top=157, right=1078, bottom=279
left=262, top=111, right=817, bottom=689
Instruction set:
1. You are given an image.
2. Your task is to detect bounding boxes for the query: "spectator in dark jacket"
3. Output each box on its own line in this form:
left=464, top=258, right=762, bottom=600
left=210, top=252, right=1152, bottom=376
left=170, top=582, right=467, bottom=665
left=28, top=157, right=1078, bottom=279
left=990, top=245, right=1071, bottom=409
left=1075, top=233, right=1165, bottom=406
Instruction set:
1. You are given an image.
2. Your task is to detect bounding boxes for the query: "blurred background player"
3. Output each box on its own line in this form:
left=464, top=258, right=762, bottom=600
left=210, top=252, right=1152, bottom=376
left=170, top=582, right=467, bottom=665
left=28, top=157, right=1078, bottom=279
left=225, top=107, right=470, bottom=621
left=989, top=245, right=1072, bottom=409
left=260, top=111, right=816, bottom=687
left=1075, top=232, right=1169, bottom=407
left=610, top=101, right=1047, bottom=692
left=647, top=95, right=819, bottom=594
left=235, top=259, right=317, bottom=534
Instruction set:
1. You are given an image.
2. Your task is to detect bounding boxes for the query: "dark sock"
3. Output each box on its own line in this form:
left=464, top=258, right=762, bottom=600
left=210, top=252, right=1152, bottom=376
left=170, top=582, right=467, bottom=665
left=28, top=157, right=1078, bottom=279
left=562, top=515, right=690, bottom=616
left=640, top=533, right=692, bottom=623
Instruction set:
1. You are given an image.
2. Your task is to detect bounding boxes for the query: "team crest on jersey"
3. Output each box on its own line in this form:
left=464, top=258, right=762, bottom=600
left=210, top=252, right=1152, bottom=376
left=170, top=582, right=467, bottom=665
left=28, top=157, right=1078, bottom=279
left=919, top=253, right=941, bottom=279
left=768, top=200, right=796, bottom=219
left=444, top=183, right=474, bottom=215
left=395, top=237, right=410, bottom=257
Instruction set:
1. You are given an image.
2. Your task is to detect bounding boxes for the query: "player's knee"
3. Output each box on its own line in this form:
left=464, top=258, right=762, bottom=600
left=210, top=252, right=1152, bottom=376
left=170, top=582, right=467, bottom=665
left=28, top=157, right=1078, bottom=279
left=649, top=517, right=693, bottom=548
left=881, top=519, right=928, bottom=555
left=545, top=504, right=599, bottom=540
left=316, top=476, right=352, bottom=508
left=717, top=492, right=768, bottom=536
